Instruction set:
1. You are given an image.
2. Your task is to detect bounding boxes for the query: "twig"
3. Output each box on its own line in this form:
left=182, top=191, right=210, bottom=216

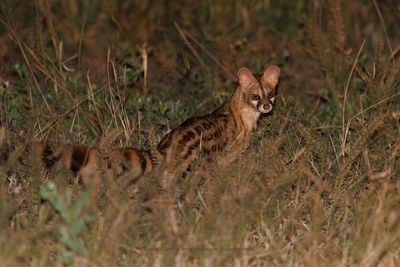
left=35, top=88, right=102, bottom=138
left=341, top=40, right=365, bottom=156
left=348, top=91, right=400, bottom=123
left=184, top=29, right=235, bottom=80
left=372, top=0, right=393, bottom=54
left=174, top=22, right=208, bottom=70
left=341, top=89, right=400, bottom=161
left=141, top=43, right=148, bottom=94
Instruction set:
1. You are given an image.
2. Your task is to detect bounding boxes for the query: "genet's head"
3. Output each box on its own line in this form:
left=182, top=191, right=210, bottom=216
left=237, top=65, right=280, bottom=114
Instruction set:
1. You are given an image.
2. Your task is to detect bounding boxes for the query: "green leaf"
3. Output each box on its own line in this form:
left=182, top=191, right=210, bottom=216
left=70, top=191, right=90, bottom=219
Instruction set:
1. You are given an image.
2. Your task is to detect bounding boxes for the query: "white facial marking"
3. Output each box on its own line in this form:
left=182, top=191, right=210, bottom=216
left=251, top=100, right=259, bottom=108
left=270, top=96, right=275, bottom=103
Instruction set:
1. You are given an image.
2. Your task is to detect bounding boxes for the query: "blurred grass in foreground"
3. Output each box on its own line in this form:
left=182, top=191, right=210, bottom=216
left=0, top=0, right=400, bottom=266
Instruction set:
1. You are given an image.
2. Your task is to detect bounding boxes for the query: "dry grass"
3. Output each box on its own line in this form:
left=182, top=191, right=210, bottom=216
left=0, top=1, right=400, bottom=266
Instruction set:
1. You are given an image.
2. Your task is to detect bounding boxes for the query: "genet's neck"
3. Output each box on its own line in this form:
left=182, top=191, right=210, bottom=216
left=226, top=88, right=260, bottom=133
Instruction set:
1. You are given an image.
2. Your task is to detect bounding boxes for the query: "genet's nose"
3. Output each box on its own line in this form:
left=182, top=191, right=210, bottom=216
left=263, top=104, right=271, bottom=111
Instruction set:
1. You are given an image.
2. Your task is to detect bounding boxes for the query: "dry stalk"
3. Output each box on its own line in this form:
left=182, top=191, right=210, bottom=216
left=328, top=0, right=346, bottom=53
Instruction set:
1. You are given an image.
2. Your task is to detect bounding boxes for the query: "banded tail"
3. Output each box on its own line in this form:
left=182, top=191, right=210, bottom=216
left=35, top=142, right=157, bottom=178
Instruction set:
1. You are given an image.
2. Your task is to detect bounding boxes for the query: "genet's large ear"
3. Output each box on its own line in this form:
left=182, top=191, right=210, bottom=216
left=261, top=65, right=280, bottom=88
left=237, top=67, right=257, bottom=89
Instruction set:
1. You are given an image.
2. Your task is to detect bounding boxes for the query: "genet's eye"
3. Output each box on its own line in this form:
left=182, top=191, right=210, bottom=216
left=251, top=94, right=261, bottom=101
left=267, top=91, right=275, bottom=98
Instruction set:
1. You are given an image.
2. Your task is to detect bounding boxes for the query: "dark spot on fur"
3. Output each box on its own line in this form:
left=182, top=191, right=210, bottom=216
left=201, top=121, right=212, bottom=130
left=211, top=144, right=219, bottom=152
left=42, top=144, right=61, bottom=169
left=194, top=126, right=203, bottom=135
left=182, top=140, right=200, bottom=160
left=212, top=129, right=222, bottom=139
left=137, top=150, right=147, bottom=174
left=157, top=136, right=172, bottom=152
left=179, top=130, right=196, bottom=146
left=71, top=147, right=90, bottom=173
left=123, top=150, right=131, bottom=160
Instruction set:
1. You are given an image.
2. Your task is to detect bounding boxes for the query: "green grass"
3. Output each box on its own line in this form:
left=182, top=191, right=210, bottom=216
left=1, top=0, right=400, bottom=266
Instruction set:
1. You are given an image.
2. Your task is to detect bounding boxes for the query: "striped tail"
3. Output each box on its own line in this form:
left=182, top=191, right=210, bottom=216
left=35, top=142, right=156, bottom=178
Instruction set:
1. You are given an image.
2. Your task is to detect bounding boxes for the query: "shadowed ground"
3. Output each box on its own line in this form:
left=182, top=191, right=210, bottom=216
left=0, top=1, right=399, bottom=266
